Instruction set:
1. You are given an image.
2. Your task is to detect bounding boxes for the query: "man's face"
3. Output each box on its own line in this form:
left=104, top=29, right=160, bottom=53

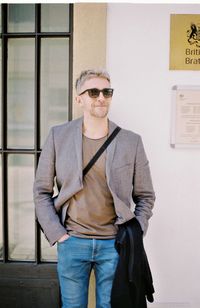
left=76, top=77, right=112, bottom=119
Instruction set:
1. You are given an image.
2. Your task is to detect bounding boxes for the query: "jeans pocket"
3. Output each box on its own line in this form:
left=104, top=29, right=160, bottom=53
left=58, top=236, right=71, bottom=245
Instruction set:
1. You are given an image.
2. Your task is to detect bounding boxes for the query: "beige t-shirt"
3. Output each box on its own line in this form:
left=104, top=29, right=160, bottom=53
left=66, top=134, right=117, bottom=238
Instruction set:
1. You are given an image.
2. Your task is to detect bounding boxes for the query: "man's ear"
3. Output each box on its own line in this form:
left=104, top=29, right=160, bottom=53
left=75, top=95, right=82, bottom=105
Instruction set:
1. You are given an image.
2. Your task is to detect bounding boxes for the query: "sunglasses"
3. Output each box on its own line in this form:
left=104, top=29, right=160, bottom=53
left=79, top=88, right=114, bottom=98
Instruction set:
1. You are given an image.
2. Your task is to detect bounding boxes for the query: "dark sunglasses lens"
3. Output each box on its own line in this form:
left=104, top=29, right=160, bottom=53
left=88, top=89, right=100, bottom=98
left=87, top=88, right=113, bottom=98
left=103, top=89, right=113, bottom=98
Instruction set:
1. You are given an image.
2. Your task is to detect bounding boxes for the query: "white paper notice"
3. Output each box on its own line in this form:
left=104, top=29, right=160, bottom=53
left=171, top=87, right=200, bottom=147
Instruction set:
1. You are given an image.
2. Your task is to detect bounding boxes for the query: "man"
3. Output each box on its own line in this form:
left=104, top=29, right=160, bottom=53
left=33, top=69, right=155, bottom=308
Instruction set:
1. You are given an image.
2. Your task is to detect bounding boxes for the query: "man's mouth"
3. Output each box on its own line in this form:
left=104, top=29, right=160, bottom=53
left=95, top=105, right=107, bottom=107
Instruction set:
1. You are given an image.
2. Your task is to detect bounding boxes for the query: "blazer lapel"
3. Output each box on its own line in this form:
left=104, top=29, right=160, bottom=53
left=106, top=119, right=118, bottom=180
left=74, top=117, right=83, bottom=180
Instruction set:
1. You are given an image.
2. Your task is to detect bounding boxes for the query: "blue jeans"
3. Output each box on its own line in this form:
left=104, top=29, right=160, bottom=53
left=57, top=236, right=119, bottom=308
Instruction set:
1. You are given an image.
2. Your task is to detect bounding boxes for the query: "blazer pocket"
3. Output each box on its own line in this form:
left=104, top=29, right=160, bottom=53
left=113, top=162, right=132, bottom=170
left=112, top=164, right=133, bottom=198
left=113, top=164, right=133, bottom=181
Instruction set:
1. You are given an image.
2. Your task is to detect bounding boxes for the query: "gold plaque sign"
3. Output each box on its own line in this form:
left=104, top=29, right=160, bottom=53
left=170, top=14, right=200, bottom=70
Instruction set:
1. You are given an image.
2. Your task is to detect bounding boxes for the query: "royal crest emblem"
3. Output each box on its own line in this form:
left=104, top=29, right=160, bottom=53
left=187, top=23, right=200, bottom=48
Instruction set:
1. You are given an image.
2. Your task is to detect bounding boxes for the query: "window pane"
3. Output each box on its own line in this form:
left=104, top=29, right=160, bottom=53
left=7, top=39, right=35, bottom=149
left=40, top=38, right=69, bottom=146
left=8, top=154, right=34, bottom=261
left=0, top=39, right=1, bottom=148
left=41, top=4, right=69, bottom=32
left=41, top=233, right=57, bottom=262
left=0, top=156, right=2, bottom=259
left=8, top=4, right=35, bottom=33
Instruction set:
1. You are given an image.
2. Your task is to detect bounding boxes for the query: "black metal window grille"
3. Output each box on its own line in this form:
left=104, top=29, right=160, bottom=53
left=0, top=3, right=73, bottom=264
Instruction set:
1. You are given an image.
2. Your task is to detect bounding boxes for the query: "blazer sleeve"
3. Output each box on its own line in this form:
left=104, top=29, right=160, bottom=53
left=132, top=135, right=155, bottom=235
left=33, top=127, right=67, bottom=246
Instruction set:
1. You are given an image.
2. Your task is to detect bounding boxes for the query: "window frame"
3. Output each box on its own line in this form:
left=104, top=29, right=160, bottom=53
left=0, top=3, right=73, bottom=263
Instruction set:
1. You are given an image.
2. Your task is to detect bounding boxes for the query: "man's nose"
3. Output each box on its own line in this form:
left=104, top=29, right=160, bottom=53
left=97, top=92, right=105, bottom=101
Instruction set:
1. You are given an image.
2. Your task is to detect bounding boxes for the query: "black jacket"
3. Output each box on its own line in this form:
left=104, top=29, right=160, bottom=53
left=111, top=218, right=155, bottom=308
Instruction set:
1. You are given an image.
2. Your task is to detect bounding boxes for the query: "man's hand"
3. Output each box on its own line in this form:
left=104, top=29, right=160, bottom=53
left=58, top=234, right=70, bottom=243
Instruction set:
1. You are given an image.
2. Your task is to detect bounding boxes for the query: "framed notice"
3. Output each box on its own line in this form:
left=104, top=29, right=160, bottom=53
left=170, top=14, right=200, bottom=70
left=171, top=86, right=200, bottom=148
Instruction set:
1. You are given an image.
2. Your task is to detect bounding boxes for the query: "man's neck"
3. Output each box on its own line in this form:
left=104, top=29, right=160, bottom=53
left=83, top=116, right=109, bottom=139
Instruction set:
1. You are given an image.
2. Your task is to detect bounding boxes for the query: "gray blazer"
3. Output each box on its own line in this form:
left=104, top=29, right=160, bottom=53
left=33, top=117, right=155, bottom=246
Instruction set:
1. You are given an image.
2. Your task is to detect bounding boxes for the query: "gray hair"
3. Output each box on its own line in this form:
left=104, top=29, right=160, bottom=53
left=75, top=69, right=111, bottom=94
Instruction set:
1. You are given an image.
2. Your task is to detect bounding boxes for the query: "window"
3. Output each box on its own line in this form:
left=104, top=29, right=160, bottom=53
left=0, top=4, right=73, bottom=263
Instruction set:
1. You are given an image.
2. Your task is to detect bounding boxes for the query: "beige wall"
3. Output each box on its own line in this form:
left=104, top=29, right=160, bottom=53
left=72, top=4, right=107, bottom=307
left=73, top=3, right=107, bottom=119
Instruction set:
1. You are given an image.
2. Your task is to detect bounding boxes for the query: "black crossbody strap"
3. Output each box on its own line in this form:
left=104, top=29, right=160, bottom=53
left=83, top=126, right=121, bottom=178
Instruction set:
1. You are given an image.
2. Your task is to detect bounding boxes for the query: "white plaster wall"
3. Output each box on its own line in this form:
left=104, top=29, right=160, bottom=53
left=107, top=4, right=200, bottom=308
